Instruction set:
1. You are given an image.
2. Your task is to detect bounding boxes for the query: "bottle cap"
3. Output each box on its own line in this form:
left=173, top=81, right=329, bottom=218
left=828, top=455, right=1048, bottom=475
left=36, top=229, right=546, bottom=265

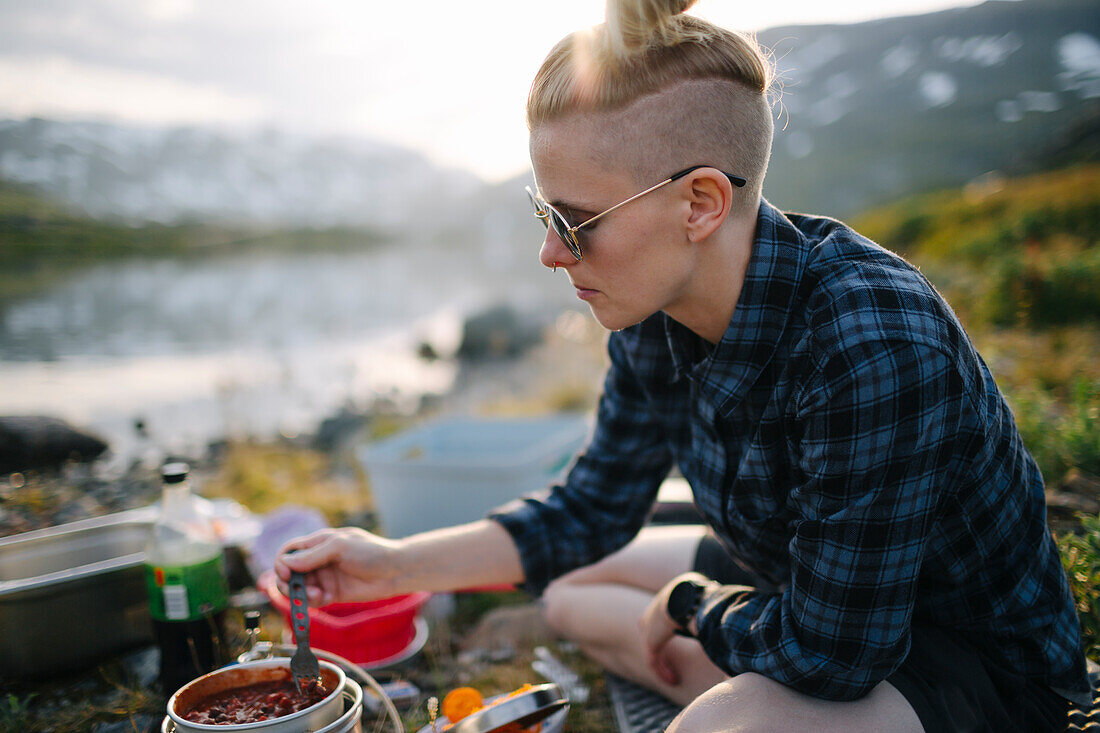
left=161, top=462, right=190, bottom=484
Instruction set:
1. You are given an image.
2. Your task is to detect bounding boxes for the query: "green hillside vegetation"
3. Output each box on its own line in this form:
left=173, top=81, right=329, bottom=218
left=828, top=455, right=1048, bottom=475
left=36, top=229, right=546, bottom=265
left=0, top=180, right=389, bottom=303
left=855, top=164, right=1100, bottom=329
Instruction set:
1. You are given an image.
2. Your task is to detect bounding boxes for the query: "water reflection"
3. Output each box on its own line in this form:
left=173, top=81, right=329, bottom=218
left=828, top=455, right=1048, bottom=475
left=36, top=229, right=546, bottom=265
left=0, top=241, right=570, bottom=471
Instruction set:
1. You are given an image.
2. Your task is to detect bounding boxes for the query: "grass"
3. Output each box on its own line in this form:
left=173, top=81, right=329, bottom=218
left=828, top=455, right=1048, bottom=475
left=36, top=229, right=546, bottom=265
left=202, top=441, right=371, bottom=525
left=1008, top=379, right=1100, bottom=486
left=1059, top=514, right=1100, bottom=663
left=852, top=164, right=1100, bottom=331
left=0, top=660, right=166, bottom=733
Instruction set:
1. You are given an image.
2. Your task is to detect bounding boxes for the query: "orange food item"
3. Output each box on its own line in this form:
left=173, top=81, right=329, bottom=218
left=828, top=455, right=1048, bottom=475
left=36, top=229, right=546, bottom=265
left=440, top=684, right=543, bottom=732
left=442, top=686, right=484, bottom=723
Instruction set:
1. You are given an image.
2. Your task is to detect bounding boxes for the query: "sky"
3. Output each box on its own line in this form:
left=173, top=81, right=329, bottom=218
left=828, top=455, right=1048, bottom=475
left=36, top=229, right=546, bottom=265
left=0, top=0, right=986, bottom=182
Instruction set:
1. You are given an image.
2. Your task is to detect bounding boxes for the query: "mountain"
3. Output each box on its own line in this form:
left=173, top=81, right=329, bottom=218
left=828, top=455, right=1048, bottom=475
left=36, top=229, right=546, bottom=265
left=0, top=0, right=1097, bottom=227
left=759, top=0, right=1100, bottom=216
left=0, top=118, right=481, bottom=229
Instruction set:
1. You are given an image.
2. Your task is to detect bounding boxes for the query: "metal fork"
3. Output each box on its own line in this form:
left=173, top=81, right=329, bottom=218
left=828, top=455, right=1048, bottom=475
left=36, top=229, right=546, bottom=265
left=287, top=567, right=322, bottom=695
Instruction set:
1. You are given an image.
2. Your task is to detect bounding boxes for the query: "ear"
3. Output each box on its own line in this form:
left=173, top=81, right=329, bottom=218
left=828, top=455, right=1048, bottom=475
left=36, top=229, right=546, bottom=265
left=682, top=169, right=733, bottom=243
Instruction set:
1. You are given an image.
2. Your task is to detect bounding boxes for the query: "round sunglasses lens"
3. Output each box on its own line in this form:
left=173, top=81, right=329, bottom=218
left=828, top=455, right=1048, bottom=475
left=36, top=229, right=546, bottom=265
left=548, top=209, right=582, bottom=260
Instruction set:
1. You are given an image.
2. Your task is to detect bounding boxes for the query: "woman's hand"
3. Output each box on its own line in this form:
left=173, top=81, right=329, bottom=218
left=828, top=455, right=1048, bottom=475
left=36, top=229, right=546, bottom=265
left=639, top=571, right=711, bottom=687
left=273, top=527, right=403, bottom=606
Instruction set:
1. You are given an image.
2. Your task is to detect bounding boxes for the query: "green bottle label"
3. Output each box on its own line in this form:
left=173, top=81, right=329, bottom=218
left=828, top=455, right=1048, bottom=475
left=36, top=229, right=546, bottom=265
left=144, top=554, right=229, bottom=622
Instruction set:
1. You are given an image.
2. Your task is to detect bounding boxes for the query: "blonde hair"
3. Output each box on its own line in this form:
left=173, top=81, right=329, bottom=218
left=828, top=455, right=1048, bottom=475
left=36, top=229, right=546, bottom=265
left=527, top=0, right=775, bottom=209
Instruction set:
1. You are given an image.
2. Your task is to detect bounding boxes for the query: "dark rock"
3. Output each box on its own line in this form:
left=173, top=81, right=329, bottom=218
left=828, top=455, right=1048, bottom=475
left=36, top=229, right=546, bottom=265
left=312, top=408, right=370, bottom=453
left=0, top=416, right=108, bottom=473
left=456, top=304, right=545, bottom=361
left=1046, top=490, right=1100, bottom=517
left=342, top=508, right=379, bottom=532
left=1059, top=469, right=1100, bottom=501
left=120, top=646, right=160, bottom=689
left=458, top=604, right=556, bottom=657
left=417, top=341, right=441, bottom=361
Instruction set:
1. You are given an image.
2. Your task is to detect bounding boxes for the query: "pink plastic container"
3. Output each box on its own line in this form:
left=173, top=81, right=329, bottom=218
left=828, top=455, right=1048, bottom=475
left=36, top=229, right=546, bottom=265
left=260, top=571, right=430, bottom=667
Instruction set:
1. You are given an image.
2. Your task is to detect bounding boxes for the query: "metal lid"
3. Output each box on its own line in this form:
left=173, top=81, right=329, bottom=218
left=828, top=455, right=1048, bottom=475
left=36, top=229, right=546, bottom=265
left=162, top=462, right=189, bottom=484
left=446, top=683, right=567, bottom=733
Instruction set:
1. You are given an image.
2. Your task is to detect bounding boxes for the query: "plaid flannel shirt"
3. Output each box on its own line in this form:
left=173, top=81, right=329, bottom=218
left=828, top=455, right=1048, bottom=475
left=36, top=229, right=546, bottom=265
left=490, top=200, right=1089, bottom=702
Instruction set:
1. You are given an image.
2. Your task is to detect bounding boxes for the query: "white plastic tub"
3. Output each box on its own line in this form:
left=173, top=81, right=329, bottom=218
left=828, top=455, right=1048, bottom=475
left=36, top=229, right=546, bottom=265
left=358, top=415, right=589, bottom=537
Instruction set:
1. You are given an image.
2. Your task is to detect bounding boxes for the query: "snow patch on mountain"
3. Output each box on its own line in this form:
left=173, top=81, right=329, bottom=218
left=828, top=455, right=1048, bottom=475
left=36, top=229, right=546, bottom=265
left=882, top=42, right=920, bottom=78
left=1057, top=33, right=1100, bottom=98
left=996, top=90, right=1064, bottom=122
left=777, top=33, right=846, bottom=81
left=918, top=72, right=958, bottom=108
left=935, top=33, right=1022, bottom=67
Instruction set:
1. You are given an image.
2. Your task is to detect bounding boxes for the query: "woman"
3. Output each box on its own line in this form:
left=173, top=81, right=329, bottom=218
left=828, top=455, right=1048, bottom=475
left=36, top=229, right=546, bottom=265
left=277, top=1, right=1089, bottom=730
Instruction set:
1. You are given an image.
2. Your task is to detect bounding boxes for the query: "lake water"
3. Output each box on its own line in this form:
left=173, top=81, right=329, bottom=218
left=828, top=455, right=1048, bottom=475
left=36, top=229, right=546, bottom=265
left=0, top=240, right=572, bottom=473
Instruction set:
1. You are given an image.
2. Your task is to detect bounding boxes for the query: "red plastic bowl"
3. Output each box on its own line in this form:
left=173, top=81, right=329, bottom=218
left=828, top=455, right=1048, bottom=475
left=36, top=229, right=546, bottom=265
left=260, top=571, right=430, bottom=667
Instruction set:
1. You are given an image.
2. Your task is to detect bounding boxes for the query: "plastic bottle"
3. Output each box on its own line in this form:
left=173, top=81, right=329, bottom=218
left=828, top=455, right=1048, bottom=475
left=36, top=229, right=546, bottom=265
left=143, top=461, right=230, bottom=695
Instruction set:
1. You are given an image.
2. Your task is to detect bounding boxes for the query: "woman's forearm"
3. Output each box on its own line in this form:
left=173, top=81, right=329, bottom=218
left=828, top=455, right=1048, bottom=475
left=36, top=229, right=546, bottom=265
left=392, top=519, right=525, bottom=594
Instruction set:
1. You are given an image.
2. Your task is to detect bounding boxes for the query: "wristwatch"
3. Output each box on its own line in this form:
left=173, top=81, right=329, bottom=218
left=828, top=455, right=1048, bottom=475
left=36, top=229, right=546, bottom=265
left=667, top=577, right=710, bottom=636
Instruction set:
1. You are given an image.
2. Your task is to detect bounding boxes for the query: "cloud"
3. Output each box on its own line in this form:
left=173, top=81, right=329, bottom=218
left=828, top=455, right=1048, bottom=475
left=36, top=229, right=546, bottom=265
left=0, top=55, right=267, bottom=125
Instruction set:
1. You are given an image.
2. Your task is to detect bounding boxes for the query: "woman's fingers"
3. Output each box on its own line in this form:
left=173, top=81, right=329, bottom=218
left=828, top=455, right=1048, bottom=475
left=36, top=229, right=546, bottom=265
left=274, top=530, right=332, bottom=579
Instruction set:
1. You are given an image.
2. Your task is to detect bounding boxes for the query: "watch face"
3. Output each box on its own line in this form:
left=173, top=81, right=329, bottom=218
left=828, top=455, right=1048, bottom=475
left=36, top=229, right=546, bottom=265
left=668, top=579, right=703, bottom=628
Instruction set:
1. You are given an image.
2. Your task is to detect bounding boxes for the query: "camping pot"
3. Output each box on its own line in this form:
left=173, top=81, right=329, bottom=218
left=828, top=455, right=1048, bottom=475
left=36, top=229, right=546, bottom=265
left=165, top=659, right=359, bottom=733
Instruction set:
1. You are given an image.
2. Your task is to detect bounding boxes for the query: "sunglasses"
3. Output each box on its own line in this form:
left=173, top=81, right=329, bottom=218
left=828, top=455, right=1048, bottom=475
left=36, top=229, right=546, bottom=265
left=525, top=165, right=746, bottom=261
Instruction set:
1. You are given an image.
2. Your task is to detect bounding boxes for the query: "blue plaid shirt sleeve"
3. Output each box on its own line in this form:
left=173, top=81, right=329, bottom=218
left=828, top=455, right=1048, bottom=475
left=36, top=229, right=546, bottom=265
left=489, top=332, right=673, bottom=595
left=694, top=337, right=972, bottom=701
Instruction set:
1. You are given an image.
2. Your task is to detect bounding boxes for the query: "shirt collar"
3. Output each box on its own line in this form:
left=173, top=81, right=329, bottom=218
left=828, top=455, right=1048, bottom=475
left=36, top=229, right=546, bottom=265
left=663, top=199, right=811, bottom=416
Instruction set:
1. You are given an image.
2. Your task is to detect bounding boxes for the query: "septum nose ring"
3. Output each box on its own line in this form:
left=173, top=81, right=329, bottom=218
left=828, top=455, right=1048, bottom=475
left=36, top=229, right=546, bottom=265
left=553, top=261, right=564, bottom=272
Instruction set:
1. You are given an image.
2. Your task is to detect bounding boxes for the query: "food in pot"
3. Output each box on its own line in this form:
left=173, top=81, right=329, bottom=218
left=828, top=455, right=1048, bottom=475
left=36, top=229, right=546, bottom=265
left=181, top=677, right=327, bottom=724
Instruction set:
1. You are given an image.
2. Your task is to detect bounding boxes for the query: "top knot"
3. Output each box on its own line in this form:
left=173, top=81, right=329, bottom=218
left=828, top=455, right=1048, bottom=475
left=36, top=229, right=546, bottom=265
left=605, top=0, right=699, bottom=58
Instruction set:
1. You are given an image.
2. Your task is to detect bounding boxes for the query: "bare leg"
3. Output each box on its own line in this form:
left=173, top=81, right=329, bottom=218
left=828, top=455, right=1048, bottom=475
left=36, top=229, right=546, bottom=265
left=667, top=674, right=924, bottom=733
left=542, top=527, right=924, bottom=731
left=542, top=579, right=728, bottom=705
left=542, top=526, right=725, bottom=705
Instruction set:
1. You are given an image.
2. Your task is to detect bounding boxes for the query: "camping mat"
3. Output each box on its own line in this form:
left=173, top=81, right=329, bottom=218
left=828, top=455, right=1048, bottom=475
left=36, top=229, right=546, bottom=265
left=608, top=669, right=1100, bottom=732
left=606, top=673, right=681, bottom=733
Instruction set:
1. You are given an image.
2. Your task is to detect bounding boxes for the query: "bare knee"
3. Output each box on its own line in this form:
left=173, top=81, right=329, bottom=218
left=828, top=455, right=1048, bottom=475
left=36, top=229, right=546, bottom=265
left=666, top=674, right=923, bottom=733
left=666, top=674, right=791, bottom=733
left=540, top=579, right=578, bottom=638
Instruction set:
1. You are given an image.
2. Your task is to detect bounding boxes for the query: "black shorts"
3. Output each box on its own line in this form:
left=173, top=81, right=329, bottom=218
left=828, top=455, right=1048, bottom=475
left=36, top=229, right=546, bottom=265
left=693, top=533, right=1070, bottom=732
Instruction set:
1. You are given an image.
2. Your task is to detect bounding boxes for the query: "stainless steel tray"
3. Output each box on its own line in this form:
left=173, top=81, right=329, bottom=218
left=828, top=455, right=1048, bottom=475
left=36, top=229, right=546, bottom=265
left=0, top=506, right=157, bottom=677
left=446, top=684, right=567, bottom=733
